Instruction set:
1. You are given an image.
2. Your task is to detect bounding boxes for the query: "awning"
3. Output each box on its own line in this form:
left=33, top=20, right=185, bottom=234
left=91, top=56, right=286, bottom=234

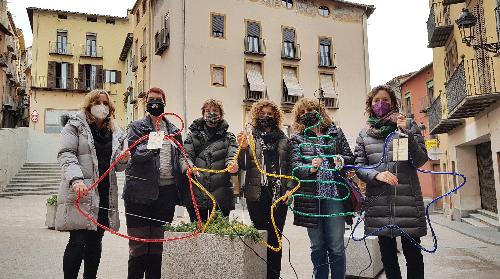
left=283, top=67, right=303, bottom=96
left=320, top=74, right=337, bottom=98
left=246, top=63, right=266, bottom=92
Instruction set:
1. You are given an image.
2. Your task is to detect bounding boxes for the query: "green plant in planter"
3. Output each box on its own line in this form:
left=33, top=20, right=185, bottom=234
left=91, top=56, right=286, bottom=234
left=46, top=195, right=57, bottom=206
left=164, top=211, right=261, bottom=242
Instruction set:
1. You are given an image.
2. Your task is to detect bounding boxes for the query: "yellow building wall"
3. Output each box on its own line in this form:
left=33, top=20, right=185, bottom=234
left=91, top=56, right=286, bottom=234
left=29, top=10, right=131, bottom=132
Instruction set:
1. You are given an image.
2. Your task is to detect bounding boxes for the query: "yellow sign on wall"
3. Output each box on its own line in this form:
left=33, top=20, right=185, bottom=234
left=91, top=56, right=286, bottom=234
left=425, top=139, right=439, bottom=150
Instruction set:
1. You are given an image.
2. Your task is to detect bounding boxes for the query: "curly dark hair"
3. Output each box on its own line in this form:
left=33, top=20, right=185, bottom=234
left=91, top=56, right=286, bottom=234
left=365, top=85, right=399, bottom=116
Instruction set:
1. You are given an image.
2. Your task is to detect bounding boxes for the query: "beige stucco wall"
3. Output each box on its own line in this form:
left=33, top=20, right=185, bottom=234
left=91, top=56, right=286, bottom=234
left=150, top=0, right=371, bottom=144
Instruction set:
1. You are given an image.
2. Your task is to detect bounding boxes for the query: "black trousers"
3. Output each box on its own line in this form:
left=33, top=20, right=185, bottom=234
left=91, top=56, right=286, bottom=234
left=378, top=236, right=424, bottom=279
left=247, top=187, right=288, bottom=279
left=187, top=206, right=231, bottom=223
left=125, top=186, right=177, bottom=279
left=63, top=229, right=105, bottom=279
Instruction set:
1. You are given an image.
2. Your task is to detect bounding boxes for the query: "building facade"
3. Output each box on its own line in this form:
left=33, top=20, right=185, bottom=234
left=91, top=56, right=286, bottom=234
left=123, top=0, right=374, bottom=145
left=27, top=8, right=131, bottom=133
left=427, top=0, right=500, bottom=227
left=1, top=1, right=26, bottom=128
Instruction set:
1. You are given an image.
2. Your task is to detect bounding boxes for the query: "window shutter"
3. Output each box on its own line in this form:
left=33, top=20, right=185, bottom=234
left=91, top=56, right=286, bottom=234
left=96, top=65, right=103, bottom=89
left=212, top=15, right=224, bottom=35
left=67, top=63, right=74, bottom=89
left=116, top=71, right=122, bottom=83
left=212, top=67, right=225, bottom=86
left=78, top=64, right=85, bottom=90
left=47, top=61, right=56, bottom=89
left=283, top=28, right=295, bottom=43
left=320, top=38, right=331, bottom=46
left=247, top=22, right=260, bottom=37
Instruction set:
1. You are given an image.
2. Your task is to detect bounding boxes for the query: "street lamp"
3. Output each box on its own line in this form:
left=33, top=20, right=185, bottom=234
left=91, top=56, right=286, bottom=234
left=456, top=8, right=500, bottom=53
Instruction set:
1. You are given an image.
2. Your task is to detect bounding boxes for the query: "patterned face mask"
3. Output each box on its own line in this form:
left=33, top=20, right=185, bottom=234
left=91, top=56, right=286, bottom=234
left=372, top=101, right=392, bottom=118
left=300, top=111, right=320, bottom=128
left=90, top=105, right=109, bottom=120
left=256, top=116, right=277, bottom=129
left=204, top=112, right=221, bottom=126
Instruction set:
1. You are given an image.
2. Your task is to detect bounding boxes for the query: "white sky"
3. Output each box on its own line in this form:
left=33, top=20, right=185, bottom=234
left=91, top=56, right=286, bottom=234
left=8, top=0, right=432, bottom=86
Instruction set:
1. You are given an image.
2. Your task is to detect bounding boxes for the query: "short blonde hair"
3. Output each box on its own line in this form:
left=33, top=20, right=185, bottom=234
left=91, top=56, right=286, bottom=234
left=291, top=97, right=333, bottom=133
left=81, top=89, right=116, bottom=131
left=249, top=99, right=283, bottom=128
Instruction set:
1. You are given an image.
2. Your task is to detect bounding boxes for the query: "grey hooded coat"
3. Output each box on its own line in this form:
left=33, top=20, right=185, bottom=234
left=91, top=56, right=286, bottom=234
left=55, top=111, right=128, bottom=232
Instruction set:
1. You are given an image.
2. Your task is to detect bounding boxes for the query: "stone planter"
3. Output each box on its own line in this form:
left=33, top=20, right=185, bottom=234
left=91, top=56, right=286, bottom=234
left=345, top=231, right=383, bottom=278
left=161, top=231, right=267, bottom=279
left=45, top=204, right=57, bottom=230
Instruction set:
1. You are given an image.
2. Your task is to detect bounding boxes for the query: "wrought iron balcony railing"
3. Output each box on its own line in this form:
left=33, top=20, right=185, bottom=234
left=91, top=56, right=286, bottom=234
left=428, top=92, right=463, bottom=135
left=427, top=2, right=453, bottom=48
left=244, top=37, right=266, bottom=56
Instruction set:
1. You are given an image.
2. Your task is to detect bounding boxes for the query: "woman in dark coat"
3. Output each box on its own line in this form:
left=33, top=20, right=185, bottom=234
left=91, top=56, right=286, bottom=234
left=183, top=99, right=239, bottom=222
left=289, top=98, right=354, bottom=279
left=353, top=85, right=428, bottom=279
left=237, top=99, right=291, bottom=279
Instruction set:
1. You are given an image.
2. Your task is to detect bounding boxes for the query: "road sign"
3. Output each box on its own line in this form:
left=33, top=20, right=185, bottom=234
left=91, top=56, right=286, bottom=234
left=425, top=139, right=439, bottom=150
left=31, top=110, right=39, bottom=123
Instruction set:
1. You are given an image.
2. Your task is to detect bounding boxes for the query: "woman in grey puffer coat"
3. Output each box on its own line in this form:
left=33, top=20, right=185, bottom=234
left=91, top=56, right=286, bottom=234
left=56, top=90, right=129, bottom=279
left=354, top=85, right=428, bottom=279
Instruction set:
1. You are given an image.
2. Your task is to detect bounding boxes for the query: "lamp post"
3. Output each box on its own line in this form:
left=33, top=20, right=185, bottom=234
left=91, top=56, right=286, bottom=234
left=456, top=8, right=500, bottom=53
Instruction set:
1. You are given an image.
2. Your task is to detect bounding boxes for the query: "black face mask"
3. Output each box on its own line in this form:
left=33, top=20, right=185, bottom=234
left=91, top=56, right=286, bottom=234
left=256, top=116, right=276, bottom=129
left=204, top=112, right=221, bottom=126
left=300, top=112, right=320, bottom=128
left=146, top=100, right=165, bottom=117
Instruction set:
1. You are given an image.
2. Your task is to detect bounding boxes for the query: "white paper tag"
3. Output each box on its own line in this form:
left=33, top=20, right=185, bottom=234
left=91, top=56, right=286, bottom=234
left=393, top=138, right=408, bottom=161
left=147, top=131, right=165, bottom=150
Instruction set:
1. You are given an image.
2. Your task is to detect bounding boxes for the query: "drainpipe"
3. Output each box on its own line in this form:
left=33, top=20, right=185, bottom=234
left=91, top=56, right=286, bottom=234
left=182, top=0, right=187, bottom=132
left=362, top=7, right=370, bottom=92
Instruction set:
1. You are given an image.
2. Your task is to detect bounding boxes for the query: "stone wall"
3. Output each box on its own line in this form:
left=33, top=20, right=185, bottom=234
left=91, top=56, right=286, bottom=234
left=0, top=128, right=28, bottom=191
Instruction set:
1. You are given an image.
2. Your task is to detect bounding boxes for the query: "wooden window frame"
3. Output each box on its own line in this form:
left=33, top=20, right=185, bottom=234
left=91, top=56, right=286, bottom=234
left=210, top=64, right=227, bottom=87
left=210, top=13, right=227, bottom=39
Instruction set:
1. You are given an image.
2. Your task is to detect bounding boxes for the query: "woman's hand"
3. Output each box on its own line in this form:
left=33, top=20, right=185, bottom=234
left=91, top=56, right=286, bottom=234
left=228, top=162, right=239, bottom=174
left=119, top=150, right=131, bottom=163
left=237, top=132, right=248, bottom=150
left=282, top=190, right=293, bottom=204
left=375, top=171, right=399, bottom=186
left=72, top=181, right=88, bottom=197
left=396, top=114, right=407, bottom=130
left=310, top=158, right=323, bottom=173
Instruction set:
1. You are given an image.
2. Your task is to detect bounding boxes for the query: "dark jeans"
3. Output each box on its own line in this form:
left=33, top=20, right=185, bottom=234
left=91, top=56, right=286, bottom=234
left=63, top=229, right=104, bottom=279
left=378, top=236, right=424, bottom=279
left=247, top=187, right=288, bottom=279
left=187, top=206, right=231, bottom=223
left=125, top=186, right=177, bottom=279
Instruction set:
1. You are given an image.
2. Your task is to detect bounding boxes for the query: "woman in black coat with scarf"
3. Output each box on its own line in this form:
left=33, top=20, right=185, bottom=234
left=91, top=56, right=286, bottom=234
left=237, top=99, right=292, bottom=279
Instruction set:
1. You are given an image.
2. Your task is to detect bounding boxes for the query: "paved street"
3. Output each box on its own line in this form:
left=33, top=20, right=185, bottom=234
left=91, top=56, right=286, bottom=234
left=1, top=193, right=499, bottom=279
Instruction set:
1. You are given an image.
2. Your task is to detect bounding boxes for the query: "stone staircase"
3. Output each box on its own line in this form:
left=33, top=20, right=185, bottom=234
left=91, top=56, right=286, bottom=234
left=462, top=209, right=499, bottom=230
left=0, top=163, right=61, bottom=197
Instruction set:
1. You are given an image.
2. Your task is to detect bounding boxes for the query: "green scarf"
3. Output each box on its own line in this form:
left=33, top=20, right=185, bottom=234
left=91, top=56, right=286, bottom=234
left=367, top=112, right=398, bottom=139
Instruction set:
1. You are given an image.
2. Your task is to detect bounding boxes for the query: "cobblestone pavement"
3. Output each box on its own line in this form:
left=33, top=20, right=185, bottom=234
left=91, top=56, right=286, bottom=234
left=1, top=194, right=499, bottom=279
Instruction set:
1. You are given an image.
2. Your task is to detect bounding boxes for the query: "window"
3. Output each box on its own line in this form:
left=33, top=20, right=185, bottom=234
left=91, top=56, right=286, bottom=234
left=87, top=16, right=97, bottom=22
left=319, top=38, right=332, bottom=67
left=282, top=0, right=293, bottom=9
left=82, top=65, right=98, bottom=90
left=45, top=109, right=77, bottom=134
left=58, top=14, right=67, bottom=20
left=86, top=33, right=97, bottom=57
left=282, top=27, right=296, bottom=59
left=318, top=6, right=330, bottom=17
left=105, top=70, right=117, bottom=84
left=56, top=62, right=68, bottom=89
left=106, top=18, right=115, bottom=24
left=211, top=14, right=225, bottom=38
left=245, top=62, right=266, bottom=100
left=405, top=92, right=411, bottom=114
left=444, top=40, right=458, bottom=80
left=246, top=21, right=261, bottom=53
left=319, top=73, right=338, bottom=108
left=282, top=66, right=303, bottom=103
left=427, top=80, right=434, bottom=105
left=211, top=65, right=226, bottom=87
left=56, top=31, right=68, bottom=54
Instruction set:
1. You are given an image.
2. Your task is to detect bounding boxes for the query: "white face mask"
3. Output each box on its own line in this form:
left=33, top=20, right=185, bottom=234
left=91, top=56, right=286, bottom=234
left=91, top=105, right=109, bottom=120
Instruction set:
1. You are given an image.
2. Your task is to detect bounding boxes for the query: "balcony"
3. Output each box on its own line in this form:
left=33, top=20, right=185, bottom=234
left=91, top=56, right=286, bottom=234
left=243, top=84, right=265, bottom=103
left=443, top=0, right=465, bottom=5
left=244, top=37, right=266, bottom=56
left=155, top=28, right=170, bottom=56
left=428, top=93, right=463, bottom=135
left=49, top=42, right=73, bottom=56
left=140, top=44, right=147, bottom=62
left=446, top=58, right=500, bottom=119
left=321, top=97, right=339, bottom=109
left=29, top=76, right=79, bottom=91
left=419, top=96, right=431, bottom=113
left=80, top=45, right=103, bottom=58
left=318, top=52, right=336, bottom=68
left=137, top=80, right=146, bottom=98
left=282, top=92, right=299, bottom=106
left=131, top=55, right=138, bottom=72
left=427, top=2, right=453, bottom=48
left=281, top=42, right=301, bottom=60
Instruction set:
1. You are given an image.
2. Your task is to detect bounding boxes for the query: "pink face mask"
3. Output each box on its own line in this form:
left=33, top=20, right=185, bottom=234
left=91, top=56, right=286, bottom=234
left=372, top=101, right=392, bottom=118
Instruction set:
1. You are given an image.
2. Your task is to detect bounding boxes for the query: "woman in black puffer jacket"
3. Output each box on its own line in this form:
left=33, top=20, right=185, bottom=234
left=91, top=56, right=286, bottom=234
left=182, top=99, right=239, bottom=222
left=237, top=99, right=292, bottom=279
left=354, top=85, right=428, bottom=279
left=289, top=98, right=354, bottom=279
